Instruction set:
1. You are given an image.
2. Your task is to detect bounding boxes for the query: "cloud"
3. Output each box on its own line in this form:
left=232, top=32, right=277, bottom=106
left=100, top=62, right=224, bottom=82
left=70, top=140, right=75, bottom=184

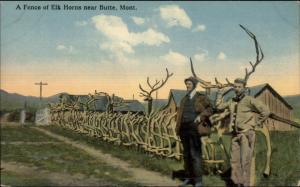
left=56, top=44, right=74, bottom=53
left=92, top=15, right=169, bottom=47
left=92, top=15, right=129, bottom=42
left=75, top=21, right=88, bottom=27
left=194, top=50, right=208, bottom=62
left=100, top=42, right=134, bottom=54
left=132, top=16, right=145, bottom=25
left=160, top=50, right=188, bottom=66
left=91, top=15, right=169, bottom=63
left=131, top=28, right=170, bottom=46
left=56, top=45, right=66, bottom=50
left=193, top=24, right=206, bottom=32
left=217, top=52, right=227, bottom=60
left=159, top=5, right=192, bottom=28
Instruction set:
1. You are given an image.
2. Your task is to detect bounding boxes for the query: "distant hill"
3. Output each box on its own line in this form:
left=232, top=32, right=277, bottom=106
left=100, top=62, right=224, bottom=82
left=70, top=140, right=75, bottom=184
left=0, top=89, right=63, bottom=111
left=284, top=94, right=300, bottom=119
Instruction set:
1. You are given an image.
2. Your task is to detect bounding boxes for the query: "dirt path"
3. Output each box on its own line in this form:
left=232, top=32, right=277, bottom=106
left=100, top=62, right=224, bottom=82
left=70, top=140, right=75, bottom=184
left=1, top=141, right=63, bottom=145
left=34, top=127, right=179, bottom=186
left=1, top=161, right=113, bottom=186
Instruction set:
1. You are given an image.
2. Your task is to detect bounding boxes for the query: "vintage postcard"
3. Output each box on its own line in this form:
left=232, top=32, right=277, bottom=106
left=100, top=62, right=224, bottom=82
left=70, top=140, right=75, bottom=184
left=1, top=1, right=299, bottom=186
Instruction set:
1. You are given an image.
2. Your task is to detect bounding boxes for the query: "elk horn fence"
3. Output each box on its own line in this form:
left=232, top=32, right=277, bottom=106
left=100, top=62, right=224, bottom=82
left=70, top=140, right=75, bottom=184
left=50, top=110, right=182, bottom=160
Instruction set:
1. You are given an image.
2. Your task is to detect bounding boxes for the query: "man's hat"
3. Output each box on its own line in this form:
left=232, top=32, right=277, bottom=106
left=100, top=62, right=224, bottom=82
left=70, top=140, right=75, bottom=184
left=184, top=76, right=198, bottom=87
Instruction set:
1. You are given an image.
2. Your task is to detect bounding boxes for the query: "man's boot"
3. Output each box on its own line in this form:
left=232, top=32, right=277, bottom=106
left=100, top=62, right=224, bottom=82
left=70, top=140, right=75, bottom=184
left=179, top=178, right=191, bottom=187
left=194, top=181, right=202, bottom=187
left=194, top=177, right=202, bottom=187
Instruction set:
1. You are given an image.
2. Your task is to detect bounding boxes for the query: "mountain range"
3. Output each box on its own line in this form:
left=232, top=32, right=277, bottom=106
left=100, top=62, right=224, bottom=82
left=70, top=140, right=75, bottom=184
left=0, top=89, right=64, bottom=111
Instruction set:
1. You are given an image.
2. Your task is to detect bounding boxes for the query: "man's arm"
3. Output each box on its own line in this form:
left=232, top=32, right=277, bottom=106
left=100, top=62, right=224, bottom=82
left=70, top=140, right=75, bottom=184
left=250, top=97, right=270, bottom=126
left=200, top=96, right=213, bottom=120
left=195, top=95, right=213, bottom=124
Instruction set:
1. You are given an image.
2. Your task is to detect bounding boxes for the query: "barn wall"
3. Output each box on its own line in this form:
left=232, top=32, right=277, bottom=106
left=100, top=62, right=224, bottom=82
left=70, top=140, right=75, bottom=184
left=265, top=118, right=295, bottom=131
left=256, top=89, right=293, bottom=131
left=256, top=89, right=292, bottom=120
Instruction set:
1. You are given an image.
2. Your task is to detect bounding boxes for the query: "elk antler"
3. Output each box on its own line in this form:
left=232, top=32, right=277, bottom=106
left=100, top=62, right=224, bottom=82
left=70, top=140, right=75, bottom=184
left=239, top=24, right=264, bottom=85
left=190, top=57, right=234, bottom=89
left=139, top=68, right=173, bottom=100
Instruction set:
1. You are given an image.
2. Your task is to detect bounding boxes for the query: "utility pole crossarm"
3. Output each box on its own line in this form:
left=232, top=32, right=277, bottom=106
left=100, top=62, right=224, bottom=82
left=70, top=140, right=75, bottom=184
left=34, top=81, right=48, bottom=101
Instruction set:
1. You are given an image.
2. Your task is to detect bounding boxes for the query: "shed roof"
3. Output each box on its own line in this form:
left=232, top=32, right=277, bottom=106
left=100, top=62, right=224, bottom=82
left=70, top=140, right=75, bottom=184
left=152, top=99, right=168, bottom=110
left=169, top=89, right=187, bottom=107
left=59, top=94, right=109, bottom=111
left=114, top=99, right=145, bottom=113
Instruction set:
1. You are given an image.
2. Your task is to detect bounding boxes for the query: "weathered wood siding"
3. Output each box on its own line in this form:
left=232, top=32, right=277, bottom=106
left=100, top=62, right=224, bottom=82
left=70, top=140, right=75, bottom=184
left=256, top=89, right=293, bottom=131
left=164, top=95, right=177, bottom=114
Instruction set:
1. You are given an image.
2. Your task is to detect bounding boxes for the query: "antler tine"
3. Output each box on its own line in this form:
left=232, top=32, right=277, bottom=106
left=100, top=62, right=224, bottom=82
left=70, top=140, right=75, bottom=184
left=147, top=77, right=161, bottom=90
left=149, top=68, right=173, bottom=94
left=215, top=78, right=224, bottom=88
left=214, top=77, right=234, bottom=89
left=139, top=92, right=148, bottom=98
left=166, top=68, right=174, bottom=77
left=166, top=68, right=174, bottom=79
left=240, top=24, right=264, bottom=84
left=139, top=68, right=173, bottom=103
left=190, top=57, right=197, bottom=77
left=258, top=44, right=264, bottom=61
left=153, top=79, right=161, bottom=89
left=190, top=57, right=208, bottom=84
left=225, top=78, right=234, bottom=86
left=139, top=84, right=150, bottom=95
left=189, top=57, right=217, bottom=89
left=146, top=77, right=152, bottom=89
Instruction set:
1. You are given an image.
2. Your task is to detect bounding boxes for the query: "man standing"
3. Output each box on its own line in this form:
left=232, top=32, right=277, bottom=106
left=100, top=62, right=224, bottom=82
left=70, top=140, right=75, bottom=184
left=175, top=76, right=213, bottom=187
left=216, top=78, right=270, bottom=187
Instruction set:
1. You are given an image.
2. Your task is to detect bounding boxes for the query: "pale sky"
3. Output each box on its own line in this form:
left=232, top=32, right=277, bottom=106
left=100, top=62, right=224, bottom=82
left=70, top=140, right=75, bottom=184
left=1, top=1, right=299, bottom=100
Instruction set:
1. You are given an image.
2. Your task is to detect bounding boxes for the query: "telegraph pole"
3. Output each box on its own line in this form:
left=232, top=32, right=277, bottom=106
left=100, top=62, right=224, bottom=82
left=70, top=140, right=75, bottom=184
left=34, top=81, right=48, bottom=101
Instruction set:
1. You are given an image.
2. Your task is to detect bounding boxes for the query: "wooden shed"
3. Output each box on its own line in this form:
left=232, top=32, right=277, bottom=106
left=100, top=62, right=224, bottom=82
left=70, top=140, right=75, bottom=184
left=114, top=99, right=145, bottom=114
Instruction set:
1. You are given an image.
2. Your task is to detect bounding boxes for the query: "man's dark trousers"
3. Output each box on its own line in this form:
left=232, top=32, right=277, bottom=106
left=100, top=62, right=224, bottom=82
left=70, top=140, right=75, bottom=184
left=180, top=123, right=203, bottom=184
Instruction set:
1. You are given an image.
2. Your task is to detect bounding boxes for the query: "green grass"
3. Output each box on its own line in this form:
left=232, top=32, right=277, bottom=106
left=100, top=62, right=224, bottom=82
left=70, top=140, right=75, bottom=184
left=2, top=144, right=128, bottom=179
left=1, top=125, right=138, bottom=187
left=1, top=124, right=57, bottom=142
left=255, top=130, right=300, bottom=186
left=1, top=170, right=55, bottom=186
